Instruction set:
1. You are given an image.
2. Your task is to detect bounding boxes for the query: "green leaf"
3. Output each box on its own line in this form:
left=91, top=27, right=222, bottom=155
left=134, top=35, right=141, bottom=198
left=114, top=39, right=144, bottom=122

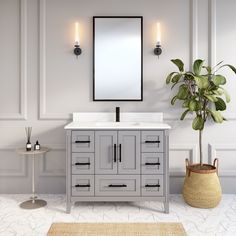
left=192, top=116, right=204, bottom=130
left=171, top=96, right=178, bottom=105
left=219, top=64, right=236, bottom=74
left=189, top=100, right=201, bottom=111
left=171, top=59, right=184, bottom=72
left=172, top=74, right=182, bottom=83
left=215, top=97, right=226, bottom=111
left=166, top=72, right=177, bottom=84
left=212, top=89, right=223, bottom=96
left=177, top=85, right=189, bottom=100
left=204, top=94, right=218, bottom=102
left=180, top=109, right=190, bottom=120
left=189, top=100, right=197, bottom=111
left=194, top=76, right=209, bottom=89
left=182, top=100, right=190, bottom=108
left=218, top=87, right=230, bottom=102
left=193, top=59, right=204, bottom=75
left=214, top=61, right=224, bottom=68
left=212, top=75, right=226, bottom=86
left=208, top=110, right=224, bottom=123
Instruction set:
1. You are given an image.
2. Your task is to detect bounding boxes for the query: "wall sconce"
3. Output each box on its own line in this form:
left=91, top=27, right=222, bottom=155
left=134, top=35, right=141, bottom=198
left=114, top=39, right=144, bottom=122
left=154, top=22, right=162, bottom=57
left=74, top=22, right=82, bottom=57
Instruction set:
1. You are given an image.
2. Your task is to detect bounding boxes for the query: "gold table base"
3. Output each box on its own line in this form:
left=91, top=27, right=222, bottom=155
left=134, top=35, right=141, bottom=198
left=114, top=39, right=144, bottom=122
left=20, top=199, right=47, bottom=209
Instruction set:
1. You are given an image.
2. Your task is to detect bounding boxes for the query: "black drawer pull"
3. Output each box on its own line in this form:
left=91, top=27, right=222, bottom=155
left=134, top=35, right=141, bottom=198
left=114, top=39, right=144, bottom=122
left=75, top=162, right=90, bottom=166
left=108, top=184, right=127, bottom=188
left=145, top=140, right=160, bottom=144
left=145, top=184, right=160, bottom=188
left=75, top=184, right=90, bottom=187
left=119, top=144, right=122, bottom=162
left=145, top=162, right=160, bottom=166
left=75, top=140, right=91, bottom=143
left=114, top=144, right=117, bottom=163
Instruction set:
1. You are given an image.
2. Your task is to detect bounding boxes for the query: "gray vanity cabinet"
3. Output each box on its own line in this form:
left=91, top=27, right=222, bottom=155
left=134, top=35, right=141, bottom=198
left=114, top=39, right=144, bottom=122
left=66, top=128, right=169, bottom=214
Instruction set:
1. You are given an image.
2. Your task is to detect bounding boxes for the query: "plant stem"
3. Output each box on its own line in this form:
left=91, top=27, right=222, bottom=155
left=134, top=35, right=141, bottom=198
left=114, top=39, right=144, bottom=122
left=199, top=130, right=203, bottom=166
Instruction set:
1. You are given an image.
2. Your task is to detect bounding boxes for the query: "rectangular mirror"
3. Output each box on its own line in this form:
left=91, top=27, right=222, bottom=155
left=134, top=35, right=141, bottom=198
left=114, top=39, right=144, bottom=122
left=93, top=16, right=143, bottom=101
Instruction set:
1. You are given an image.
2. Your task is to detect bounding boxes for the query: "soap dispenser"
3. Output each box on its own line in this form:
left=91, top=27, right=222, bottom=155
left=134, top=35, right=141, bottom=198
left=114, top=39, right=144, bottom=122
left=34, top=140, right=40, bottom=150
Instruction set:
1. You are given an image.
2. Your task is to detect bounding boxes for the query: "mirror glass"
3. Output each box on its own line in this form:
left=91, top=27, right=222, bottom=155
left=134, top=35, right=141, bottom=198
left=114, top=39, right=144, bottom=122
left=93, top=17, right=143, bottom=101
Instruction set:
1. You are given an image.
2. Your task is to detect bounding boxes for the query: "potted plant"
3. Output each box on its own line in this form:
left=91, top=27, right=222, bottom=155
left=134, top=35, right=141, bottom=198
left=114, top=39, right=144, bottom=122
left=166, top=59, right=236, bottom=208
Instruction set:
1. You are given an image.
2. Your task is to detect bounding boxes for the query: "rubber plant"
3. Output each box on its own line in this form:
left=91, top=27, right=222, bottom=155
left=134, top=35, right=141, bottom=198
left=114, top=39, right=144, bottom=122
left=166, top=59, right=236, bottom=167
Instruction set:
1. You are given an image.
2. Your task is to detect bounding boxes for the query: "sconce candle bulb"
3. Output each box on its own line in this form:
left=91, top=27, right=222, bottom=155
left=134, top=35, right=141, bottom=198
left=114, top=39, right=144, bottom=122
left=74, top=22, right=82, bottom=57
left=154, top=22, right=162, bottom=57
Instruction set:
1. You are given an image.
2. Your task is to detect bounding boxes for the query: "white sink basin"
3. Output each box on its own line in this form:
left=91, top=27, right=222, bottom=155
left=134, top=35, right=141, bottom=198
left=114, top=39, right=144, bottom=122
left=95, top=121, right=140, bottom=127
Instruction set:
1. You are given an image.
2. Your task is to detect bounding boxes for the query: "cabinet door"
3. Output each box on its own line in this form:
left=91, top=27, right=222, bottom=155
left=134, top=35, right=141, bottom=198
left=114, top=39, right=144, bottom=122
left=95, top=131, right=117, bottom=174
left=118, top=131, right=140, bottom=174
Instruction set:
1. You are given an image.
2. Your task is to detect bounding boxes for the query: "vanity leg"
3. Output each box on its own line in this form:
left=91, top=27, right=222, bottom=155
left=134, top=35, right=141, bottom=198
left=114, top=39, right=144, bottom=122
left=66, top=201, right=71, bottom=214
left=164, top=201, right=169, bottom=214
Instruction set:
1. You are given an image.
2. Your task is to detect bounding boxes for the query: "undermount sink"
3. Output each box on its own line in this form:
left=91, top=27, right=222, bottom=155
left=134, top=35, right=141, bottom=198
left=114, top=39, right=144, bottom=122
left=95, top=121, right=140, bottom=127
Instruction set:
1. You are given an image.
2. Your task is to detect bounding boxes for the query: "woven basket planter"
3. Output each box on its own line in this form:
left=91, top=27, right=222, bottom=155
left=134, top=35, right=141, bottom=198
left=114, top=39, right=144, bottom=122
left=183, top=158, right=222, bottom=208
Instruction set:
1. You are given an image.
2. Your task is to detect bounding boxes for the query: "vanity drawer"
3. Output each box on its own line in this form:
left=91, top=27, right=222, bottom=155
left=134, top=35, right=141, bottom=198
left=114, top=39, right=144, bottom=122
left=141, top=153, right=163, bottom=174
left=95, top=175, right=140, bottom=196
left=141, top=131, right=163, bottom=152
left=72, top=153, right=94, bottom=175
left=141, top=175, right=163, bottom=196
left=72, top=131, right=94, bottom=152
left=71, top=175, right=94, bottom=196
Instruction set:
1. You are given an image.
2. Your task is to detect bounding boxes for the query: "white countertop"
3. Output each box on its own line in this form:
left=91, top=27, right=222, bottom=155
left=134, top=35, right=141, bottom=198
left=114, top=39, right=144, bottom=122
left=64, top=121, right=171, bottom=130
left=64, top=112, right=171, bottom=130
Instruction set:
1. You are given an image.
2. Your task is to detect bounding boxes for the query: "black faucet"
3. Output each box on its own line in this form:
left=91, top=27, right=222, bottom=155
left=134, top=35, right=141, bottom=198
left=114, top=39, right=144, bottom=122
left=116, top=107, right=120, bottom=122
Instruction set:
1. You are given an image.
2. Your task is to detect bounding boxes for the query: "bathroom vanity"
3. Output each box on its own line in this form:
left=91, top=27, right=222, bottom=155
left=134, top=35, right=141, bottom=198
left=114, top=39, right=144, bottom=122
left=64, top=113, right=171, bottom=213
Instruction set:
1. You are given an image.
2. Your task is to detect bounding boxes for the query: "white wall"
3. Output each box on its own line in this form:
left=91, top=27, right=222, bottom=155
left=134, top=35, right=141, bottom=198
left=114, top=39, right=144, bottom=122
left=0, top=0, right=236, bottom=194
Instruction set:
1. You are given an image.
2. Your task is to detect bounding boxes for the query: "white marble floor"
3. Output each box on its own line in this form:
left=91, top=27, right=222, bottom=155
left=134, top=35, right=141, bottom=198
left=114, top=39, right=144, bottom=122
left=0, top=194, right=235, bottom=236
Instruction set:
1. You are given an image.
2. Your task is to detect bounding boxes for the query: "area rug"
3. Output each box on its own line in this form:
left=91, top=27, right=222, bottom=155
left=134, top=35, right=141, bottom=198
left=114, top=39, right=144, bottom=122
left=47, top=223, right=187, bottom=236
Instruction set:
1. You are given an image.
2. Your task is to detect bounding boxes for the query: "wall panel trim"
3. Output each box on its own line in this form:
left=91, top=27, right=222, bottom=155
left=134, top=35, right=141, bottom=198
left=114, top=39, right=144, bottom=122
left=208, top=143, right=236, bottom=177
left=39, top=144, right=66, bottom=177
left=0, top=0, right=27, bottom=120
left=169, top=144, right=198, bottom=177
left=0, top=146, right=27, bottom=177
left=39, top=0, right=70, bottom=120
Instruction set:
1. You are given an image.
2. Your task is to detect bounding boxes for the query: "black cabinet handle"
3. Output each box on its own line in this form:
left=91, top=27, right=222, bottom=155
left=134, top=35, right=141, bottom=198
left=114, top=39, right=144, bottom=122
left=145, top=162, right=160, bottom=166
left=114, top=144, right=117, bottom=162
left=75, top=162, right=90, bottom=166
left=75, top=140, right=91, bottom=143
left=145, top=184, right=160, bottom=188
left=75, top=184, right=90, bottom=187
left=145, top=140, right=160, bottom=144
left=108, top=184, right=127, bottom=187
left=119, top=144, right=122, bottom=162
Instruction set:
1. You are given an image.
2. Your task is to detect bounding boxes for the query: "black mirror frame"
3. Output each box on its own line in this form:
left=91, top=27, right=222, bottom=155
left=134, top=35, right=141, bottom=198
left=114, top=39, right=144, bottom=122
left=93, top=16, right=143, bottom=102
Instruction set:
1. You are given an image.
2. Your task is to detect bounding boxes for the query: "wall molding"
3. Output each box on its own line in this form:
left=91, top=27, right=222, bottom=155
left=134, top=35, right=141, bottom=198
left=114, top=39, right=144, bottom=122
left=39, top=144, right=66, bottom=177
left=39, top=0, right=69, bottom=120
left=169, top=144, right=198, bottom=177
left=208, top=0, right=236, bottom=120
left=208, top=143, right=236, bottom=177
left=208, top=0, right=216, bottom=68
left=0, top=146, right=27, bottom=177
left=190, top=0, right=198, bottom=67
left=0, top=0, right=27, bottom=120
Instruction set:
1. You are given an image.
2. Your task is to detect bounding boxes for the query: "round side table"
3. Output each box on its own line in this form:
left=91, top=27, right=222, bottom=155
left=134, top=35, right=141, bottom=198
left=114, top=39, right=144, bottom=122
left=16, top=147, right=50, bottom=209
